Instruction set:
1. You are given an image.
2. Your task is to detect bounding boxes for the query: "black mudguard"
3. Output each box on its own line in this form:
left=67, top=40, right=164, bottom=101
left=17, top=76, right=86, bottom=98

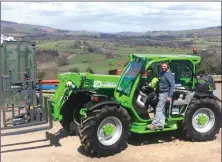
left=194, top=92, right=222, bottom=103
left=88, top=100, right=120, bottom=112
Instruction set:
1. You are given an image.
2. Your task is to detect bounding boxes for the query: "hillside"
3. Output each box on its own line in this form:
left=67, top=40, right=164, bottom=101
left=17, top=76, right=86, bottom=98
left=1, top=20, right=221, bottom=78
left=1, top=20, right=100, bottom=38
left=1, top=20, right=221, bottom=40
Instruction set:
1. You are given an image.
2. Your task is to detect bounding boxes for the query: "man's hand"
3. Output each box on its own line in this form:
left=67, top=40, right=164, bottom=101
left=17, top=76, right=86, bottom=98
left=141, top=86, right=147, bottom=91
left=167, top=97, right=172, bottom=102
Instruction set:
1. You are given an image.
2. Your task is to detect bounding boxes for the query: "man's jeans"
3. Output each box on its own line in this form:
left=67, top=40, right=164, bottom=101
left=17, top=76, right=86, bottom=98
left=152, top=92, right=168, bottom=127
left=213, top=90, right=216, bottom=96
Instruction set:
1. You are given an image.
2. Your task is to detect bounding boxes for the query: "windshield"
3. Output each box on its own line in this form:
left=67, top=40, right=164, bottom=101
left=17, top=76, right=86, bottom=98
left=117, top=61, right=144, bottom=96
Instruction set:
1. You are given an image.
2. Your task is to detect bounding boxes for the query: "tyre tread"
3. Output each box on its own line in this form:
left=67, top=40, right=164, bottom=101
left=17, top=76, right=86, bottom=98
left=183, top=97, right=220, bottom=141
left=78, top=105, right=131, bottom=157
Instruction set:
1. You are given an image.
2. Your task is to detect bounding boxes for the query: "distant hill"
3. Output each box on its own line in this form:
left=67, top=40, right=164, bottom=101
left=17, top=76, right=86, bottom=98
left=116, top=26, right=221, bottom=38
left=1, top=20, right=59, bottom=34
left=1, top=20, right=221, bottom=40
left=1, top=20, right=100, bottom=38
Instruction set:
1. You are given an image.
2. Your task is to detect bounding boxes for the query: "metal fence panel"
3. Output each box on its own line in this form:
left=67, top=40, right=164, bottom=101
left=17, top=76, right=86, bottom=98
left=0, top=41, right=36, bottom=83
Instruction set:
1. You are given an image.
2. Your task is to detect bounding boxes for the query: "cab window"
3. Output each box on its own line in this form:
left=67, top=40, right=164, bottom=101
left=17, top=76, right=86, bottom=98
left=169, top=60, right=193, bottom=87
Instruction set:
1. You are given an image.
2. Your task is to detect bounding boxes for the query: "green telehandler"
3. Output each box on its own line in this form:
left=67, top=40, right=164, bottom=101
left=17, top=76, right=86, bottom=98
left=51, top=53, right=221, bottom=157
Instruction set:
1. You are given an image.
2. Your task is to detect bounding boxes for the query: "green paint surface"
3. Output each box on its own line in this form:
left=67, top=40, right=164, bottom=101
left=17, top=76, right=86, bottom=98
left=103, top=124, right=115, bottom=136
left=51, top=72, right=120, bottom=120
left=198, top=114, right=208, bottom=125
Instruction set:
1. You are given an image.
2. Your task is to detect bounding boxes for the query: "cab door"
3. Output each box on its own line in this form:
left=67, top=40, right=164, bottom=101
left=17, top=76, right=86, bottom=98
left=169, top=60, right=195, bottom=89
left=166, top=60, right=195, bottom=118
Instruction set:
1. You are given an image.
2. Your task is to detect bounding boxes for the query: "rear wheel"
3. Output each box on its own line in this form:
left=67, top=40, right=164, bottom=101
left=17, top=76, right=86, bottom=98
left=79, top=105, right=131, bottom=157
left=183, top=98, right=220, bottom=141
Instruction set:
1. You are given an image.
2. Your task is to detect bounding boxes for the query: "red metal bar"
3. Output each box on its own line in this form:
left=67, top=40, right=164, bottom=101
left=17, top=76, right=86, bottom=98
left=41, top=80, right=60, bottom=85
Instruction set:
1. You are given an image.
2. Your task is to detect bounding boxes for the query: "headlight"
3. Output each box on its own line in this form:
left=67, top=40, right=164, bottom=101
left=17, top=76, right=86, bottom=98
left=66, top=81, right=75, bottom=88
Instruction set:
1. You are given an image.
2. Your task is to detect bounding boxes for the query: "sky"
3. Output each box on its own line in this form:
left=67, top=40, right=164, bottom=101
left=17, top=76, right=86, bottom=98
left=1, top=2, right=221, bottom=33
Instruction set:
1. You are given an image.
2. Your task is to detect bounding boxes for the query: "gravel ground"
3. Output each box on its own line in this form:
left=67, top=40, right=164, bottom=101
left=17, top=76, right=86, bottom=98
left=1, top=83, right=221, bottom=162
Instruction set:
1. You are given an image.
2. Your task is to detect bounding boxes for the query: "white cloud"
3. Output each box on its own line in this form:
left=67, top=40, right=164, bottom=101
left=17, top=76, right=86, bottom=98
left=1, top=2, right=221, bottom=32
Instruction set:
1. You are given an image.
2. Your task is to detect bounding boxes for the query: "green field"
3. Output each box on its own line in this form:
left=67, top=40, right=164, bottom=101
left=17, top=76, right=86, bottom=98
left=36, top=40, right=194, bottom=75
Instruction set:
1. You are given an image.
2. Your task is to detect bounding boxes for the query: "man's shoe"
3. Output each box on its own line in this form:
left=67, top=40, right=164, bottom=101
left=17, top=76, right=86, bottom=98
left=147, top=124, right=164, bottom=130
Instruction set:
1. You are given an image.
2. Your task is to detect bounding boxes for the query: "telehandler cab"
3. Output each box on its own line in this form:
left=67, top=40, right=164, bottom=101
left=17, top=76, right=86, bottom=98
left=75, top=54, right=221, bottom=157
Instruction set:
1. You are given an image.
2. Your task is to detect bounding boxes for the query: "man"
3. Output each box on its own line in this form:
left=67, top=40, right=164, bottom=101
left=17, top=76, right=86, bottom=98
left=193, top=47, right=198, bottom=55
left=147, top=63, right=175, bottom=130
left=141, top=68, right=159, bottom=112
left=202, top=73, right=216, bottom=96
left=142, top=68, right=159, bottom=93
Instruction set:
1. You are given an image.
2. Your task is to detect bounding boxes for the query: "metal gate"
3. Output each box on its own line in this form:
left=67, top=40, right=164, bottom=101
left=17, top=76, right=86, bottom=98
left=0, top=41, right=53, bottom=136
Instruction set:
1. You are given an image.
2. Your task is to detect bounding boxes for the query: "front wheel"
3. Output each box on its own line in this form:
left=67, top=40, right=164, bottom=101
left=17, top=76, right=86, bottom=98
left=183, top=98, right=221, bottom=141
left=78, top=105, right=131, bottom=157
left=59, top=119, right=78, bottom=135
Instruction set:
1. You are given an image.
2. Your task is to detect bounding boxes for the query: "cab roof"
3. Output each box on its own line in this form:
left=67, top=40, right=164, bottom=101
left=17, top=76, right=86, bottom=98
left=129, top=53, right=201, bottom=64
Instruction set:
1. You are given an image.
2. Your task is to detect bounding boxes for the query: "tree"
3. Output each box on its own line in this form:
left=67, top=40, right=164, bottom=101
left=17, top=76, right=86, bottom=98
left=37, top=71, right=45, bottom=80
left=69, top=67, right=80, bottom=73
left=197, top=46, right=221, bottom=75
left=86, top=67, right=94, bottom=74
left=57, top=56, right=69, bottom=66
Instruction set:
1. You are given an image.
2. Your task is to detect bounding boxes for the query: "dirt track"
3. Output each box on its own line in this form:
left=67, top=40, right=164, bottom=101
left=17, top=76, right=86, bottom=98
left=1, top=83, right=221, bottom=162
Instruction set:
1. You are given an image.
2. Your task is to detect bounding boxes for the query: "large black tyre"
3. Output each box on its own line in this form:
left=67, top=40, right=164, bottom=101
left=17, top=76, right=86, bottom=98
left=59, top=91, right=91, bottom=136
left=78, top=105, right=131, bottom=157
left=59, top=101, right=80, bottom=136
left=182, top=98, right=221, bottom=141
